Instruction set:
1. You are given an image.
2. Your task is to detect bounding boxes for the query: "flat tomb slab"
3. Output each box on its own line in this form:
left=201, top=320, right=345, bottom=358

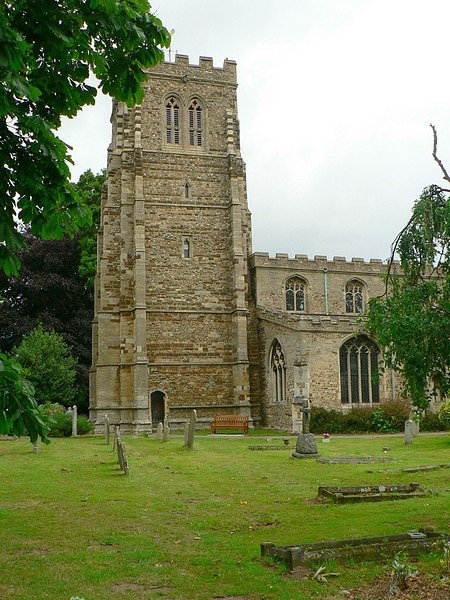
left=318, top=482, right=426, bottom=503
left=317, top=456, right=394, bottom=464
left=261, top=530, right=447, bottom=572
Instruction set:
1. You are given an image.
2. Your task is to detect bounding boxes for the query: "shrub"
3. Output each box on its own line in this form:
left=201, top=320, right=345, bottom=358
left=420, top=411, right=444, bottom=432
left=370, top=407, right=397, bottom=433
left=345, top=406, right=373, bottom=433
left=39, top=403, right=93, bottom=437
left=438, top=400, right=450, bottom=430
left=377, top=399, right=410, bottom=430
left=310, top=407, right=345, bottom=434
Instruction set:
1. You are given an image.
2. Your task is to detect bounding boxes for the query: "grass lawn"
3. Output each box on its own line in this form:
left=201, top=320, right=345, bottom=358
left=0, top=432, right=449, bottom=599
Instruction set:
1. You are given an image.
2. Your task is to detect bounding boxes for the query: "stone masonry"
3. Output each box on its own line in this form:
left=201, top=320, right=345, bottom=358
left=90, top=55, right=403, bottom=433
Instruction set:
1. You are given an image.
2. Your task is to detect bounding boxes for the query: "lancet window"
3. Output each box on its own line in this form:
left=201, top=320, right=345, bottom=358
left=270, top=340, right=286, bottom=403
left=165, top=97, right=180, bottom=144
left=188, top=99, right=203, bottom=147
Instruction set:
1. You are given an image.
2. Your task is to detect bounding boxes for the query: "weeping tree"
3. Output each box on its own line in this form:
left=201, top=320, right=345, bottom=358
left=366, top=125, right=450, bottom=412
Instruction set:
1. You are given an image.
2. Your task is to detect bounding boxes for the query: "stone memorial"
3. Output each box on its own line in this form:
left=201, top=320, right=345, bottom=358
left=162, top=425, right=170, bottom=442
left=71, top=405, right=78, bottom=437
left=104, top=414, right=110, bottom=445
left=404, top=419, right=414, bottom=445
left=185, top=409, right=197, bottom=450
left=155, top=422, right=163, bottom=440
left=292, top=399, right=319, bottom=459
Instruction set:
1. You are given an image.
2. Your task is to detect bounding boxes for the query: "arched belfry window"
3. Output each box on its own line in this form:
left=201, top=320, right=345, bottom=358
left=270, top=340, right=286, bottom=403
left=165, top=97, right=180, bottom=144
left=340, top=335, right=380, bottom=404
left=345, top=280, right=364, bottom=313
left=285, top=277, right=306, bottom=312
left=188, top=99, right=203, bottom=147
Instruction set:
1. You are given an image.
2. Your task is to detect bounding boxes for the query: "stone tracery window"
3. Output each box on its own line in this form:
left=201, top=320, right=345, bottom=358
left=340, top=335, right=380, bottom=404
left=285, top=277, right=306, bottom=312
left=345, top=280, right=364, bottom=313
left=188, top=99, right=203, bottom=146
left=270, top=340, right=286, bottom=403
left=165, top=97, right=180, bottom=144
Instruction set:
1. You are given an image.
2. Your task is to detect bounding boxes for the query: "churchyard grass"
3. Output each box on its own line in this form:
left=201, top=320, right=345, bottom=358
left=0, top=432, right=448, bottom=599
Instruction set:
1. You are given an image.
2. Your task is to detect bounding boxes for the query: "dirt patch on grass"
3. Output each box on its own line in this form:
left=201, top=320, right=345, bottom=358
left=327, top=572, right=449, bottom=599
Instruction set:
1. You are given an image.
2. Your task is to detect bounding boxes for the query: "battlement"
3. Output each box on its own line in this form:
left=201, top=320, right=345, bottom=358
left=249, top=252, right=398, bottom=273
left=150, top=54, right=237, bottom=84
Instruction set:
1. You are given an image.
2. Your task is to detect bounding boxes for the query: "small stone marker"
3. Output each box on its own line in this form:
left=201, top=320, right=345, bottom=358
left=113, top=425, right=120, bottom=451
left=186, top=409, right=197, bottom=450
left=32, top=436, right=40, bottom=454
left=155, top=422, right=163, bottom=440
left=104, top=414, right=110, bottom=445
left=71, top=405, right=78, bottom=437
left=184, top=421, right=189, bottom=446
left=404, top=419, right=414, bottom=445
left=162, top=425, right=170, bottom=442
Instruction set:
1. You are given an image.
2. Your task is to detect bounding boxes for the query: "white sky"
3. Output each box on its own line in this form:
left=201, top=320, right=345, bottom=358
left=60, top=0, right=450, bottom=262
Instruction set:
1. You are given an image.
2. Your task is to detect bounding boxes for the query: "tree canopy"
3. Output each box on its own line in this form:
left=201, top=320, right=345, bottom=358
left=366, top=128, right=450, bottom=412
left=13, top=325, right=77, bottom=407
left=0, top=0, right=170, bottom=275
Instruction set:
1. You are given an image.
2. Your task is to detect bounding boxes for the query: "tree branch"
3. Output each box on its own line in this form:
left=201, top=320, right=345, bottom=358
left=430, top=123, right=450, bottom=185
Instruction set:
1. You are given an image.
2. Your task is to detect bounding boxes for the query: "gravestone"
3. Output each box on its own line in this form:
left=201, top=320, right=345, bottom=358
left=32, top=436, right=40, bottom=454
left=71, top=405, right=78, bottom=437
left=409, top=412, right=420, bottom=437
left=292, top=399, right=319, bottom=459
left=185, top=409, right=197, bottom=450
left=104, top=414, right=110, bottom=445
left=155, top=422, right=163, bottom=440
left=162, top=425, right=170, bottom=442
left=113, top=425, right=120, bottom=451
left=404, top=419, right=414, bottom=445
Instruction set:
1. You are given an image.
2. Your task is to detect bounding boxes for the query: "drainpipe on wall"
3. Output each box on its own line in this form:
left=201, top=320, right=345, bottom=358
left=323, top=268, right=329, bottom=315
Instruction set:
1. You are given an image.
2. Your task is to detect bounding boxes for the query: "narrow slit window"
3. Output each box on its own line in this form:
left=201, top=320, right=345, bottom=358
left=182, top=238, right=191, bottom=259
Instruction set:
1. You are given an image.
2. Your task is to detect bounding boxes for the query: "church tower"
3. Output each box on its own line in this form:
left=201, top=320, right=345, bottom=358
left=90, top=56, right=253, bottom=432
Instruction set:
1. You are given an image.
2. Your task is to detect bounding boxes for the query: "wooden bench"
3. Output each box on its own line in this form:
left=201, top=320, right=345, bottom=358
left=210, top=414, right=249, bottom=435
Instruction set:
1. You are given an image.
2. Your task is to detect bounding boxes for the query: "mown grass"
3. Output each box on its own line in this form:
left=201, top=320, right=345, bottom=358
left=0, top=432, right=449, bottom=599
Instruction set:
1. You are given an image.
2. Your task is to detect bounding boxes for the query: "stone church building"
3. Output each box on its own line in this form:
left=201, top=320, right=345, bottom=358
left=89, top=55, right=399, bottom=433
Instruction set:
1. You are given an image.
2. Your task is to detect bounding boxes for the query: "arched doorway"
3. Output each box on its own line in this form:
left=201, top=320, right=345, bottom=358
left=150, top=390, right=166, bottom=427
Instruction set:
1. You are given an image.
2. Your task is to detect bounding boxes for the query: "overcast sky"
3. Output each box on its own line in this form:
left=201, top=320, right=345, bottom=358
left=60, top=0, right=450, bottom=262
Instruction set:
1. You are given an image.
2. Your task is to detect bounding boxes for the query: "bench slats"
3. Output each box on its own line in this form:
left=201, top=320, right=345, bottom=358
left=210, top=415, right=249, bottom=435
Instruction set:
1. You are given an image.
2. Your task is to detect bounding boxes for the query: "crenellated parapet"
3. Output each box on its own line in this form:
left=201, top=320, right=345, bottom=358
left=150, top=54, right=237, bottom=84
left=249, top=252, right=400, bottom=275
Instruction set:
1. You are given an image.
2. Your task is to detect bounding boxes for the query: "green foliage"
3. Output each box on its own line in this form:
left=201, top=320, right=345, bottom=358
left=420, top=411, right=443, bottom=432
left=389, top=551, right=418, bottom=592
left=75, top=170, right=106, bottom=286
left=0, top=1, right=170, bottom=274
left=366, top=186, right=450, bottom=411
left=438, top=400, right=450, bottom=430
left=0, top=352, right=50, bottom=443
left=310, top=401, right=411, bottom=434
left=12, top=325, right=77, bottom=406
left=370, top=408, right=397, bottom=433
left=40, top=402, right=93, bottom=437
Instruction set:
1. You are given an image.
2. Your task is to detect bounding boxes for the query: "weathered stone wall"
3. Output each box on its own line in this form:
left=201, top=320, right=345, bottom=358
left=91, top=54, right=401, bottom=434
left=248, top=253, right=397, bottom=429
